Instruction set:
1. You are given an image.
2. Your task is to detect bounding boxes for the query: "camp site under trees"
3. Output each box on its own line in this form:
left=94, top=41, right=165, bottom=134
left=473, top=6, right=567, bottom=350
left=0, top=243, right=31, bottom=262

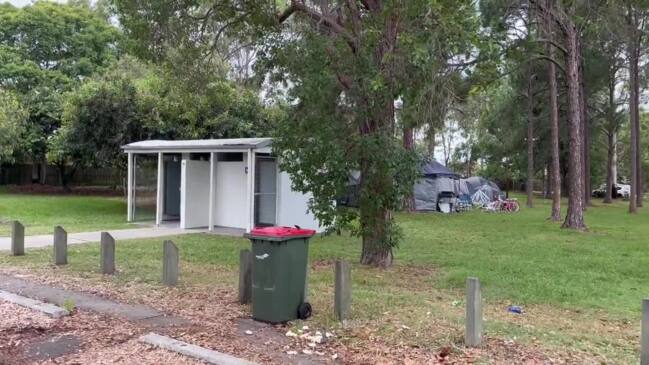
left=1, top=0, right=649, bottom=363
left=111, top=0, right=647, bottom=265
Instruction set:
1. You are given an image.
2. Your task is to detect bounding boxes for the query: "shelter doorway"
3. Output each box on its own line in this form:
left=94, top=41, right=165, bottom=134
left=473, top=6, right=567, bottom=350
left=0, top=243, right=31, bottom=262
left=254, top=155, right=277, bottom=227
left=163, top=154, right=181, bottom=220
left=213, top=152, right=247, bottom=229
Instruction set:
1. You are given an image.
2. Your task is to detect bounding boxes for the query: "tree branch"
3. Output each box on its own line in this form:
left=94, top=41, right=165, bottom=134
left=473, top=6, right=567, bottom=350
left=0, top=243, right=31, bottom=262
left=534, top=38, right=567, bottom=55
left=278, top=1, right=359, bottom=53
left=533, top=55, right=565, bottom=74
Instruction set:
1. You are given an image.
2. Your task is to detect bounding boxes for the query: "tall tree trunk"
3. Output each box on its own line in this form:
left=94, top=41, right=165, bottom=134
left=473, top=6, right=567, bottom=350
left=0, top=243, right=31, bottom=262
left=629, top=40, right=639, bottom=213
left=583, top=115, right=591, bottom=205
left=359, top=92, right=397, bottom=267
left=604, top=131, right=616, bottom=203
left=426, top=125, right=435, bottom=158
left=360, top=206, right=393, bottom=266
left=604, top=74, right=617, bottom=204
left=634, top=25, right=643, bottom=207
left=612, top=138, right=618, bottom=185
left=39, top=158, right=47, bottom=185
left=562, top=28, right=586, bottom=230
left=358, top=11, right=400, bottom=267
left=402, top=126, right=415, bottom=211
left=526, top=70, right=535, bottom=208
left=359, top=143, right=394, bottom=267
left=359, top=166, right=395, bottom=267
left=544, top=1, right=562, bottom=221
left=579, top=58, right=591, bottom=207
left=636, top=106, right=643, bottom=207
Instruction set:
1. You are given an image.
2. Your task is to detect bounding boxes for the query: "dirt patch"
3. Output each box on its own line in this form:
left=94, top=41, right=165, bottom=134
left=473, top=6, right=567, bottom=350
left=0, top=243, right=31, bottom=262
left=311, top=259, right=336, bottom=271
left=3, top=185, right=123, bottom=196
left=0, top=300, right=208, bottom=365
left=0, top=270, right=326, bottom=364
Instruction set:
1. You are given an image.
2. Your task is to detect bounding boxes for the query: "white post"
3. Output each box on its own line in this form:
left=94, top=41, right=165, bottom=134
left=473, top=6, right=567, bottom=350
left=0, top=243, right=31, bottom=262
left=208, top=152, right=215, bottom=232
left=127, top=152, right=134, bottom=222
left=156, top=152, right=164, bottom=226
left=251, top=151, right=256, bottom=230
left=245, top=149, right=254, bottom=232
left=179, top=158, right=187, bottom=229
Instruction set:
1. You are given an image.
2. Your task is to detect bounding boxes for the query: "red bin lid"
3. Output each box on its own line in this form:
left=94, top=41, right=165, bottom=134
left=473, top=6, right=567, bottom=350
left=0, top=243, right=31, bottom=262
left=250, top=226, right=316, bottom=238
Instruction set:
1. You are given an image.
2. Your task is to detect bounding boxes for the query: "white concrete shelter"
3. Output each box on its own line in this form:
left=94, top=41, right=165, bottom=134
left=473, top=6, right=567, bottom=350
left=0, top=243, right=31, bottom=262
left=122, top=138, right=319, bottom=233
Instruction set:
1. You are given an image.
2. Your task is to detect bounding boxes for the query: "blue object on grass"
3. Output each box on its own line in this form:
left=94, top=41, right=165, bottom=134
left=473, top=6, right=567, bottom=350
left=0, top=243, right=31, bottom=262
left=507, top=305, right=523, bottom=314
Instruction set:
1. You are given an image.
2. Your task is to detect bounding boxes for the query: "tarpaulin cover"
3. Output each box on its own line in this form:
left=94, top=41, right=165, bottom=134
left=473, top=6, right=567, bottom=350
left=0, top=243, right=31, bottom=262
left=420, top=160, right=461, bottom=178
left=414, top=176, right=456, bottom=211
left=458, top=176, right=504, bottom=206
left=338, top=161, right=507, bottom=212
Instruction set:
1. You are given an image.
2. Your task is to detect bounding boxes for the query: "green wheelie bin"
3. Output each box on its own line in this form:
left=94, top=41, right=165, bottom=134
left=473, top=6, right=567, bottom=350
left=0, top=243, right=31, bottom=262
left=245, top=226, right=316, bottom=323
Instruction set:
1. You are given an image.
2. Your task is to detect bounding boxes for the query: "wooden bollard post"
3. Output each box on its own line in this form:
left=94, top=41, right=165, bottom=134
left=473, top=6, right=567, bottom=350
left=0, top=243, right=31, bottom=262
left=162, top=240, right=179, bottom=286
left=465, top=277, right=483, bottom=347
left=642, top=299, right=649, bottom=364
left=334, top=260, right=351, bottom=321
left=53, top=226, right=67, bottom=265
left=100, top=232, right=115, bottom=275
left=11, top=221, right=24, bottom=256
left=238, top=249, right=252, bottom=304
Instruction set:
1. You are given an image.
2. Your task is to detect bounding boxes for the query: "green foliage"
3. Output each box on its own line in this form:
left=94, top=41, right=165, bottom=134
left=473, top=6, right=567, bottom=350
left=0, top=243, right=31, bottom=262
left=260, top=1, right=478, bottom=254
left=0, top=1, right=122, bottom=164
left=110, top=0, right=277, bottom=86
left=55, top=56, right=281, bottom=174
left=62, top=297, right=76, bottom=313
left=0, top=90, right=27, bottom=164
left=109, top=1, right=481, bottom=261
left=0, top=2, right=121, bottom=88
left=54, top=65, right=142, bottom=173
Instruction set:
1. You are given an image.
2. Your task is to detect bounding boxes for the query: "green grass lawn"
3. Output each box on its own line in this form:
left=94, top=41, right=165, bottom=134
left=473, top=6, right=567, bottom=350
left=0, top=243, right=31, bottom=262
left=0, top=193, right=646, bottom=361
left=0, top=189, right=131, bottom=236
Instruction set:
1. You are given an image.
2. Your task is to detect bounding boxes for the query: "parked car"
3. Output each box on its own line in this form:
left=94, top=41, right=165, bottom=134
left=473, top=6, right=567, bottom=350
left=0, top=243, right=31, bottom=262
left=618, top=184, right=631, bottom=199
left=592, top=183, right=630, bottom=199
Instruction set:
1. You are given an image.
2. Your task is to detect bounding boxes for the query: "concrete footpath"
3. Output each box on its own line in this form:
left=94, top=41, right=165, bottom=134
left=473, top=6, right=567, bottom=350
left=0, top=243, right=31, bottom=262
left=0, top=273, right=188, bottom=327
left=0, top=225, right=208, bottom=251
left=0, top=274, right=266, bottom=365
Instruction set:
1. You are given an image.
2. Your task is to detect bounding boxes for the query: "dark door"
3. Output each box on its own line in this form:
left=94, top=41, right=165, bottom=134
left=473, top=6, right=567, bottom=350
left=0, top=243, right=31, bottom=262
left=254, top=156, right=277, bottom=227
left=164, top=157, right=181, bottom=219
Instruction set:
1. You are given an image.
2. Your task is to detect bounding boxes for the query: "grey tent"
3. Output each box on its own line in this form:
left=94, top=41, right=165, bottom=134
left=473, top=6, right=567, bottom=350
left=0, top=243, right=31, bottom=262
left=457, top=176, right=503, bottom=206
left=413, top=160, right=460, bottom=211
left=339, top=160, right=464, bottom=211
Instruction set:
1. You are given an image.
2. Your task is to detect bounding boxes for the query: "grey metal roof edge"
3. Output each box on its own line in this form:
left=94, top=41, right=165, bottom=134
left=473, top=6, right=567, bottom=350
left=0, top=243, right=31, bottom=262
left=122, top=144, right=257, bottom=152
left=120, top=138, right=273, bottom=152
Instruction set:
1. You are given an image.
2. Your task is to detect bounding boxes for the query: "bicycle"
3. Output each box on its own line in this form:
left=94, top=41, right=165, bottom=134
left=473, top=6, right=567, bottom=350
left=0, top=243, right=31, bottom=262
left=484, top=197, right=519, bottom=213
left=500, top=198, right=520, bottom=212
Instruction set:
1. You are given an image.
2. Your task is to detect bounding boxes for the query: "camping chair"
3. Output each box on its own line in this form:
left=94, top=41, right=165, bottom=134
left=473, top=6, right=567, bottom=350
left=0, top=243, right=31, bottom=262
left=456, top=194, right=472, bottom=212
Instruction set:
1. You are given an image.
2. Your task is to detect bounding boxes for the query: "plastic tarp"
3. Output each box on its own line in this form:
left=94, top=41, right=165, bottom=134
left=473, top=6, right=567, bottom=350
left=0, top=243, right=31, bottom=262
left=340, top=163, right=505, bottom=212
left=459, top=176, right=503, bottom=206
left=421, top=160, right=461, bottom=178
left=414, top=176, right=456, bottom=211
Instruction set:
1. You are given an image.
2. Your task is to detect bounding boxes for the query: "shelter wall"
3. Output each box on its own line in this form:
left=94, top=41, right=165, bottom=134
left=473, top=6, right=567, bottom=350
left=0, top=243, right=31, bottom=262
left=213, top=158, right=248, bottom=229
left=276, top=171, right=320, bottom=230
left=180, top=159, right=210, bottom=229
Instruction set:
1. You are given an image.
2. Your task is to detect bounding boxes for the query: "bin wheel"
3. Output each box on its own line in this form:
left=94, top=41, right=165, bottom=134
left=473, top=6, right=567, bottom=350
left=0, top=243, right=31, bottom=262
left=297, top=302, right=312, bottom=320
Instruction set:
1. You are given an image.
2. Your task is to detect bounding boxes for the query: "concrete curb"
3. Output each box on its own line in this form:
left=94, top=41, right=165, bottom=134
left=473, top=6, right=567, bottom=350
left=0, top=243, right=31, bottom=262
left=139, top=332, right=258, bottom=365
left=0, top=290, right=69, bottom=318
